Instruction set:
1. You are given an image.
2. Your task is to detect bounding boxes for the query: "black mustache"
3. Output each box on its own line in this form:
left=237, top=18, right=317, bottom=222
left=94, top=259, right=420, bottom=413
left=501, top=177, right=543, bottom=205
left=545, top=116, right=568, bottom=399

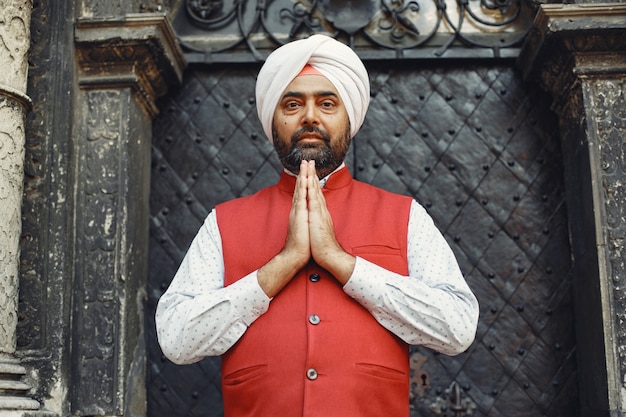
left=291, top=127, right=331, bottom=143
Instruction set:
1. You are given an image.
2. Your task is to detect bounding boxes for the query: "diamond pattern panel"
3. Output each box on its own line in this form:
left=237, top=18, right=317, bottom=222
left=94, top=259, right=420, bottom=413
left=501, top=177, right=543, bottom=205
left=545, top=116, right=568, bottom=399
left=147, top=63, right=578, bottom=416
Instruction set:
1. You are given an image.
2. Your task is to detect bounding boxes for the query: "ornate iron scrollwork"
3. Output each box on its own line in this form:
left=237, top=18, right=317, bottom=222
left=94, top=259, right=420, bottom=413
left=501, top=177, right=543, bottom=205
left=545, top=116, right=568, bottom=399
left=187, top=0, right=226, bottom=23
left=281, top=1, right=322, bottom=37
left=174, top=0, right=535, bottom=62
left=380, top=0, right=421, bottom=39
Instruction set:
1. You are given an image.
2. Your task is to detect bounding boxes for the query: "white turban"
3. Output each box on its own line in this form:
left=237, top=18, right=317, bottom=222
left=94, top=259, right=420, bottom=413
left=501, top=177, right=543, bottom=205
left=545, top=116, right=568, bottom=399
left=255, top=34, right=370, bottom=142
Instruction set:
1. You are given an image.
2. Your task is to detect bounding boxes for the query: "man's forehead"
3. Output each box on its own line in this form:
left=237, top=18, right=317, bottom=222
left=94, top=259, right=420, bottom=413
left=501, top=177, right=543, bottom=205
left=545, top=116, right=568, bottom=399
left=281, top=74, right=338, bottom=97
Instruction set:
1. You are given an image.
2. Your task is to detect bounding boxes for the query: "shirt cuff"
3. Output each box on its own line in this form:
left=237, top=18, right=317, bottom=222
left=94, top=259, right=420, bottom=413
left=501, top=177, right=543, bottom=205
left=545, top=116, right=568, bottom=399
left=228, top=271, right=271, bottom=326
left=343, top=257, right=389, bottom=309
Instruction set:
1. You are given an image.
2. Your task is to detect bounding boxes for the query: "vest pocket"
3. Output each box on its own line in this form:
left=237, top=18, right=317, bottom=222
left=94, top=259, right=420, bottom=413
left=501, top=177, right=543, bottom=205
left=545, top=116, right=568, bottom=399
left=354, top=362, right=407, bottom=382
left=223, top=364, right=268, bottom=386
left=351, top=245, right=404, bottom=271
left=351, top=245, right=401, bottom=256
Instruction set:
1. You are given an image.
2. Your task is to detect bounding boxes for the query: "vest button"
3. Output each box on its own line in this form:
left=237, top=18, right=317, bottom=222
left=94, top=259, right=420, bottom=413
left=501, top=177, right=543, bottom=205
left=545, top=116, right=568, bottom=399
left=306, top=368, right=318, bottom=380
left=308, top=314, right=320, bottom=325
left=309, top=273, right=321, bottom=282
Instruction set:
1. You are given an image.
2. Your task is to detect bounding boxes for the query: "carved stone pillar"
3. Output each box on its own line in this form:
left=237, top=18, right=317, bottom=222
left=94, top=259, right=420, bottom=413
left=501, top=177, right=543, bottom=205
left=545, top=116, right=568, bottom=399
left=0, top=0, right=47, bottom=413
left=73, top=14, right=184, bottom=416
left=519, top=4, right=626, bottom=415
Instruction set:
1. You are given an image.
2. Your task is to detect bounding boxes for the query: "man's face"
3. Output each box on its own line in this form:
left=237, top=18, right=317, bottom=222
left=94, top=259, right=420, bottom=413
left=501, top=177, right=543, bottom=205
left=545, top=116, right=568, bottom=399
left=272, top=74, right=351, bottom=179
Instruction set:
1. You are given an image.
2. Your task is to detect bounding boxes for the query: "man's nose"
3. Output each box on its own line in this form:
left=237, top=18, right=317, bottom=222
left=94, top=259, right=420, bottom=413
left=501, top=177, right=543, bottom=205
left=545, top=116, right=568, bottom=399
left=302, top=103, right=319, bottom=125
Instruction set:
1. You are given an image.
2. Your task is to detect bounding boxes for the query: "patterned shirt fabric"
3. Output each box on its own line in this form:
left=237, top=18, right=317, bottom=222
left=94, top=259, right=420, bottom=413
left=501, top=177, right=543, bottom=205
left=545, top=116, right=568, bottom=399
left=156, top=196, right=479, bottom=365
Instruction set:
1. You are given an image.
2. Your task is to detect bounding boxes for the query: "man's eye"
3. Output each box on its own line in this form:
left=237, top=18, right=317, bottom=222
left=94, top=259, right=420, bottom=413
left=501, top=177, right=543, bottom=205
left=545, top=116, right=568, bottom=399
left=321, top=101, right=335, bottom=108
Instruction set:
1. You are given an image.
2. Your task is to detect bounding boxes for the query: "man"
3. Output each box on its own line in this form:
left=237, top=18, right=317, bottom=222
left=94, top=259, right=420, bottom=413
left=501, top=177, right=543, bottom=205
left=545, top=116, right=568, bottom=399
left=156, top=34, right=479, bottom=417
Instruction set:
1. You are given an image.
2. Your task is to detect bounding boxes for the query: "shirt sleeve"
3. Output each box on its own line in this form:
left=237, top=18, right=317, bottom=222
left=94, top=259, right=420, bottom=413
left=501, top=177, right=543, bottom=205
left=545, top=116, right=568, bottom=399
left=343, top=200, right=479, bottom=356
left=155, top=209, right=270, bottom=365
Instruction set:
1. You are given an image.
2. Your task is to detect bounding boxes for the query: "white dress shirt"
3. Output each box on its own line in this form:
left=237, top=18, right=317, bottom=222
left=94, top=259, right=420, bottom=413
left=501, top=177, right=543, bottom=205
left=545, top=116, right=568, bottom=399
left=156, top=197, right=479, bottom=365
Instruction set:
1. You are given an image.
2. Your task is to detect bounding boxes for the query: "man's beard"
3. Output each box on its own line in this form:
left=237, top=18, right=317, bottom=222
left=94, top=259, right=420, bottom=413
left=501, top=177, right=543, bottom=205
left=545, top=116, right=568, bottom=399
left=272, top=125, right=351, bottom=178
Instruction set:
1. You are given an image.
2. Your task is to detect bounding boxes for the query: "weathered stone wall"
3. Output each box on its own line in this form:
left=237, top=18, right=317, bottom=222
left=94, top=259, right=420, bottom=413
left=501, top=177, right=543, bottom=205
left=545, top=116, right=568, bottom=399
left=17, top=1, right=184, bottom=415
left=0, top=0, right=31, bottom=358
left=0, top=0, right=45, bottom=413
left=519, top=3, right=626, bottom=414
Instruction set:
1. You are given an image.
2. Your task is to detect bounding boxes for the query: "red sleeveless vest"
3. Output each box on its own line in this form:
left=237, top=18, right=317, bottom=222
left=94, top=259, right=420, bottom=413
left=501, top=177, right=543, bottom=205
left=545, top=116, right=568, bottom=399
left=216, top=167, right=413, bottom=417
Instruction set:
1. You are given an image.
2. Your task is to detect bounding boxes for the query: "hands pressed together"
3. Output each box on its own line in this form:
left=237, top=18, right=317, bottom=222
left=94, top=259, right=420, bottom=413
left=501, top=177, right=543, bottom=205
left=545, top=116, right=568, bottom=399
left=258, top=160, right=356, bottom=298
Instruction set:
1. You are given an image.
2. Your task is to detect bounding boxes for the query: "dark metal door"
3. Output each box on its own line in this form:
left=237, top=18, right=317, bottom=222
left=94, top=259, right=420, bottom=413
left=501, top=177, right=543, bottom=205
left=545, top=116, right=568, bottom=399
left=146, top=62, right=578, bottom=416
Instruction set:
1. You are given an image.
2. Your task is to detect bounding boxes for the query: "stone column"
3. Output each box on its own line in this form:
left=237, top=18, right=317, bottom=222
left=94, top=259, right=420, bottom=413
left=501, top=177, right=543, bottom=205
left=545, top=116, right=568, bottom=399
left=519, top=4, right=626, bottom=416
left=0, top=0, right=44, bottom=413
left=73, top=13, right=185, bottom=416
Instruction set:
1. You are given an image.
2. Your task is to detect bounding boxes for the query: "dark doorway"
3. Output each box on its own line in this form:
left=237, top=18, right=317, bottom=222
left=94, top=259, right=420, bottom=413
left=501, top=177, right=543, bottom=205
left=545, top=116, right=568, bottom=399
left=146, top=62, right=578, bottom=416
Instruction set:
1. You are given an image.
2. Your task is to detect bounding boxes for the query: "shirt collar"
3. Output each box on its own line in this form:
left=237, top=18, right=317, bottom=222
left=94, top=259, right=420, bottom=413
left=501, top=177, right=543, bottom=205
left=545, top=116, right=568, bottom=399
left=278, top=163, right=352, bottom=193
left=282, top=162, right=346, bottom=188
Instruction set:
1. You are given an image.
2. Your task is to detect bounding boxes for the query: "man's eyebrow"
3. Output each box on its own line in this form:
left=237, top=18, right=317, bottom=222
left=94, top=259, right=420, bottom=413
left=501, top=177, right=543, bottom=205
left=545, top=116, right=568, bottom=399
left=281, top=90, right=338, bottom=99
left=316, top=90, right=338, bottom=98
left=282, top=91, right=303, bottom=99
